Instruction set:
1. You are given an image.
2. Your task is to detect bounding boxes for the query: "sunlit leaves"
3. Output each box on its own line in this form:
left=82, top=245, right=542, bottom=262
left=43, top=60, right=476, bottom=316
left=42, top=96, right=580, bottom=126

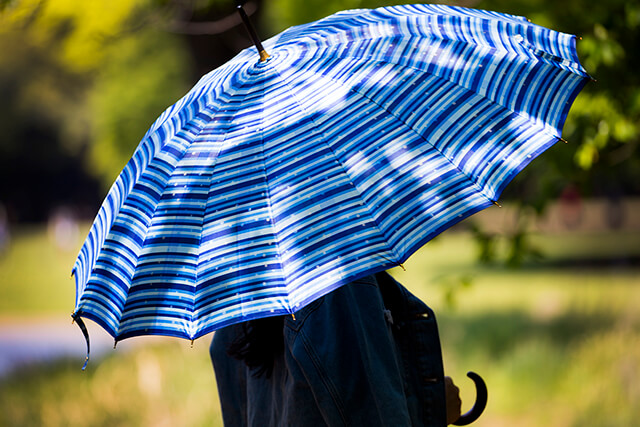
left=1, top=1, right=152, bottom=72
left=579, top=24, right=625, bottom=73
left=88, top=30, right=193, bottom=187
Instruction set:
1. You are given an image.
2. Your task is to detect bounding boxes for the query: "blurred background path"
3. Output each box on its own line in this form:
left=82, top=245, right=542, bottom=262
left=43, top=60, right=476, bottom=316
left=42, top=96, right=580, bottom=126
left=0, top=317, right=111, bottom=377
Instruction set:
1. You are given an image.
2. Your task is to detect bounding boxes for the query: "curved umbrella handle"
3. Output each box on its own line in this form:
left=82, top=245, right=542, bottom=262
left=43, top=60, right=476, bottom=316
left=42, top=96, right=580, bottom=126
left=452, top=371, right=487, bottom=426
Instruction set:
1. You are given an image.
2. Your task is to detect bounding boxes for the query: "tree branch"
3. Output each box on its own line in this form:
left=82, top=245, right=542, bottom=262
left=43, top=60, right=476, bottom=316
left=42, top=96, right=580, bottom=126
left=163, top=1, right=257, bottom=35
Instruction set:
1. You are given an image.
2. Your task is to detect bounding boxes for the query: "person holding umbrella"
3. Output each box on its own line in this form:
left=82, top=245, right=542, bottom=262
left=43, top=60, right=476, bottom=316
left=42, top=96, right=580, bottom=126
left=210, top=271, right=465, bottom=426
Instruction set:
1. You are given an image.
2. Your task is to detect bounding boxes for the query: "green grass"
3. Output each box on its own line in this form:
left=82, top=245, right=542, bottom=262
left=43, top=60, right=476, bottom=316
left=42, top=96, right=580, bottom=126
left=0, top=224, right=80, bottom=316
left=0, top=342, right=221, bottom=427
left=1, top=226, right=639, bottom=426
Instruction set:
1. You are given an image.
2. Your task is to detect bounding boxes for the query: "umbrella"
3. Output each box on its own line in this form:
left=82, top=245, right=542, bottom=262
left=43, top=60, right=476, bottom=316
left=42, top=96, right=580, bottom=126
left=71, top=3, right=589, bottom=349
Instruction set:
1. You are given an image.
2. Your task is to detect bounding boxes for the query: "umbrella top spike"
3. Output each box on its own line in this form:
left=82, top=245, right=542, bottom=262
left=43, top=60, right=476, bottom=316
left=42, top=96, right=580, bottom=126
left=236, top=3, right=270, bottom=62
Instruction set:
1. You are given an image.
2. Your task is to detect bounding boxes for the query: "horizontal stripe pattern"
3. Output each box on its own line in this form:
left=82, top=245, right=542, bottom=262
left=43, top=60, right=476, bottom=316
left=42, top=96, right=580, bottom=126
left=72, top=4, right=589, bottom=341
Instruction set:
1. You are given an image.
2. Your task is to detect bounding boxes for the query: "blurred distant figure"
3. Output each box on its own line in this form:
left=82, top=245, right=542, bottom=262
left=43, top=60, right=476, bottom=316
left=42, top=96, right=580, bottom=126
left=559, top=184, right=583, bottom=230
left=47, top=207, right=79, bottom=252
left=605, top=195, right=625, bottom=230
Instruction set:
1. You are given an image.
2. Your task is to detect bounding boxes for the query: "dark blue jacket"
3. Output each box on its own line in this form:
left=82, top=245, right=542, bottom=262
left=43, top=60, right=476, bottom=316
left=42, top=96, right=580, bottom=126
left=210, top=271, right=447, bottom=426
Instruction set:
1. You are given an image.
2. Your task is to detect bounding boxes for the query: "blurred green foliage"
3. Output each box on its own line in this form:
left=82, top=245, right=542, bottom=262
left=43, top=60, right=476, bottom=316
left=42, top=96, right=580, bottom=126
left=0, top=1, right=196, bottom=214
left=0, top=27, right=99, bottom=220
left=0, top=1, right=147, bottom=71
left=88, top=30, right=193, bottom=187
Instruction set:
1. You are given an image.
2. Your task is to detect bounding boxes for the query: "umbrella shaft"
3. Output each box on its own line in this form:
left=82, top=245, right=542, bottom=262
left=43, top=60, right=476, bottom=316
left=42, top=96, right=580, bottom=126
left=237, top=5, right=270, bottom=62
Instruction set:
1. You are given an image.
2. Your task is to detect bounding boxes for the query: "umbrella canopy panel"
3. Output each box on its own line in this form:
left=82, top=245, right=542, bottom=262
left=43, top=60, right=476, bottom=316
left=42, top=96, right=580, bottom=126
left=72, top=4, right=589, bottom=341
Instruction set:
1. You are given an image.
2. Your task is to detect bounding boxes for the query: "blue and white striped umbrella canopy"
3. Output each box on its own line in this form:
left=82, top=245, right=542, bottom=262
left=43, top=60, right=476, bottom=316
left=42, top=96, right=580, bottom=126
left=72, top=4, right=589, bottom=342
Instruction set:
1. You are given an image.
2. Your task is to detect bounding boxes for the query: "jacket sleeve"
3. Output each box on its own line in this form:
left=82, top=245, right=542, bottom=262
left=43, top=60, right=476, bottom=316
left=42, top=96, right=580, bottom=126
left=210, top=325, right=249, bottom=427
left=284, top=275, right=413, bottom=427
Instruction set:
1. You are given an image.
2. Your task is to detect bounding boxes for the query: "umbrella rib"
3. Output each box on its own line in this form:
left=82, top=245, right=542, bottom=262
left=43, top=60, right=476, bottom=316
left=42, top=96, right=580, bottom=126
left=268, top=64, right=403, bottom=267
left=191, top=107, right=229, bottom=335
left=192, top=72, right=295, bottom=326
left=114, top=107, right=218, bottom=340
left=113, top=169, right=172, bottom=340
left=195, top=81, right=262, bottom=325
left=254, top=77, right=294, bottom=314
